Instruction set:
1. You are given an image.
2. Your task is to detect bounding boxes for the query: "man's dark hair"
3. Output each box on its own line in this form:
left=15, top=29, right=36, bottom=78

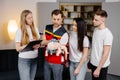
left=51, top=9, right=64, bottom=18
left=95, top=10, right=108, bottom=18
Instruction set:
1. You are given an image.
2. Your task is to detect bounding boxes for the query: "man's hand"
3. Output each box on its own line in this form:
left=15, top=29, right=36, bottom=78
left=93, top=68, right=100, bottom=78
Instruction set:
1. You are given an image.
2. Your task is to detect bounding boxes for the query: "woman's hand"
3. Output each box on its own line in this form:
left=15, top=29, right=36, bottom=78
left=74, top=67, right=80, bottom=76
left=33, top=44, right=40, bottom=50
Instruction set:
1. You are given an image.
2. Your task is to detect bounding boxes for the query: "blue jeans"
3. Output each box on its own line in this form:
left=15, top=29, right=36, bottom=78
left=69, top=61, right=87, bottom=80
left=18, top=57, right=37, bottom=80
left=44, top=60, right=63, bottom=80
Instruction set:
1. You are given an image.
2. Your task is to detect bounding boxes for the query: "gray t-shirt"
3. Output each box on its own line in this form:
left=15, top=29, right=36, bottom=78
left=69, top=31, right=89, bottom=62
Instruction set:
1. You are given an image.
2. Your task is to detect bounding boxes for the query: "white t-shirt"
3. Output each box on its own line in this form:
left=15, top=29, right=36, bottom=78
left=15, top=26, right=40, bottom=58
left=91, top=28, right=113, bottom=67
left=69, top=31, right=89, bottom=62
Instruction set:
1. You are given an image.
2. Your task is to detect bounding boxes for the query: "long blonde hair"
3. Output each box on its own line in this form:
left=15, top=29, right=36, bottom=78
left=20, top=10, right=39, bottom=46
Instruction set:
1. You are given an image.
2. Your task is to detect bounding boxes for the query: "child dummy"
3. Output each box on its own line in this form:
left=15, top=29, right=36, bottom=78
left=45, top=39, right=68, bottom=60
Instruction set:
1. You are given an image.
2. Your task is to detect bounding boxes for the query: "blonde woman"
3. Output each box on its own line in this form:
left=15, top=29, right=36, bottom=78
left=15, top=10, right=40, bottom=80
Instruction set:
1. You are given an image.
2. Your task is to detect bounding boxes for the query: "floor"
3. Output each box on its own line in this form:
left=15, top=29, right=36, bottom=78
left=0, top=70, right=120, bottom=80
left=85, top=72, right=120, bottom=80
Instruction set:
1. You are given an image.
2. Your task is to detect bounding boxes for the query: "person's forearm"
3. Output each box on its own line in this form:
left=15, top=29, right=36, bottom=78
left=97, top=53, right=109, bottom=70
left=41, top=39, right=49, bottom=46
left=77, top=48, right=89, bottom=69
left=77, top=55, right=87, bottom=69
left=97, top=45, right=111, bottom=70
left=16, top=45, right=26, bottom=52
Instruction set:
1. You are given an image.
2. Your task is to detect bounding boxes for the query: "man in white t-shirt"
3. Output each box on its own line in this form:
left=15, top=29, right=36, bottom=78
left=90, top=10, right=113, bottom=80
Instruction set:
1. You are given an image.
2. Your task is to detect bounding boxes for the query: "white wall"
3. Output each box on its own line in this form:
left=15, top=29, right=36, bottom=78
left=58, top=0, right=104, bottom=2
left=102, top=2, right=120, bottom=76
left=37, top=2, right=59, bottom=32
left=0, top=0, right=104, bottom=49
left=0, top=0, right=57, bottom=50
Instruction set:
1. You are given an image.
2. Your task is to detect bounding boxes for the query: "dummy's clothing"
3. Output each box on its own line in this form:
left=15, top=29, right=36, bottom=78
left=44, top=24, right=68, bottom=64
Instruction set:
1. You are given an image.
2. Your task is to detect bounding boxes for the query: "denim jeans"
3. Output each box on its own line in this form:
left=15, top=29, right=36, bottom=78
left=44, top=60, right=63, bottom=80
left=18, top=57, right=37, bottom=80
left=69, top=61, right=87, bottom=80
